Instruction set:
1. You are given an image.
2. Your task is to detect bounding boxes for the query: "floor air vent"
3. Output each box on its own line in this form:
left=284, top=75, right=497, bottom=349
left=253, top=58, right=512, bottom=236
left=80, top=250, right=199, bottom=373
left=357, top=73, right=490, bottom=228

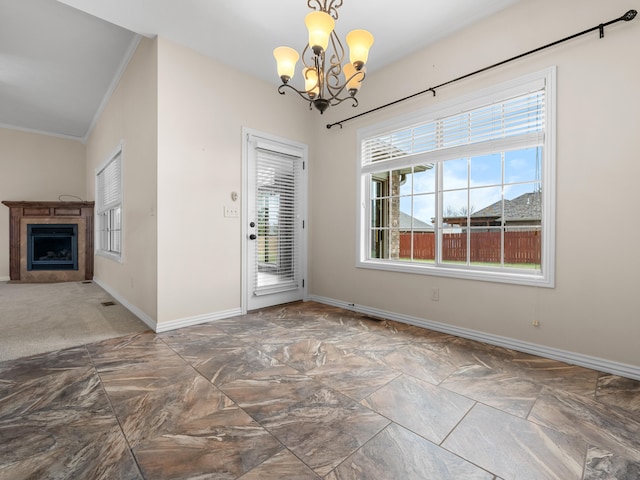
left=100, top=301, right=116, bottom=307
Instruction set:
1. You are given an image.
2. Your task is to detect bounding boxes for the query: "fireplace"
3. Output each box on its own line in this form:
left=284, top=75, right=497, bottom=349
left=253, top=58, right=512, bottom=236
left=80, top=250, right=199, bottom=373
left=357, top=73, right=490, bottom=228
left=2, top=200, right=94, bottom=282
left=27, top=224, right=78, bottom=271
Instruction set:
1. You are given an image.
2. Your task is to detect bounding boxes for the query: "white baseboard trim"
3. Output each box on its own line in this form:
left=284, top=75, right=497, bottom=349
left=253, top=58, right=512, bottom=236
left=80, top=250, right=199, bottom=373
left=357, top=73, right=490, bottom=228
left=92, top=278, right=242, bottom=334
left=0, top=276, right=10, bottom=282
left=92, top=278, right=157, bottom=331
left=307, top=295, right=640, bottom=381
left=154, top=308, right=243, bottom=333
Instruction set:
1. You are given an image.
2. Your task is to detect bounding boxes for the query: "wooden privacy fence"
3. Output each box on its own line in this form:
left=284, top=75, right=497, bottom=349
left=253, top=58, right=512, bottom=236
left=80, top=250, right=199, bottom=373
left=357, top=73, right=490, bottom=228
left=399, top=231, right=541, bottom=264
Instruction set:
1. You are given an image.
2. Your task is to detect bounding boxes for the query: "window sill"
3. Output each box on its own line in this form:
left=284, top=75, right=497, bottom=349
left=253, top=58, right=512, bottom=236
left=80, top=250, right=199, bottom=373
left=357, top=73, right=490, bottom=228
left=357, top=259, right=554, bottom=288
left=96, top=250, right=122, bottom=263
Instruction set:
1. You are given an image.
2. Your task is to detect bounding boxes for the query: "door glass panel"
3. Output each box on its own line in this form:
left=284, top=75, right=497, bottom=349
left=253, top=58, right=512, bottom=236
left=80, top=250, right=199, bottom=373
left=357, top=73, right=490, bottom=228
left=255, top=151, right=300, bottom=294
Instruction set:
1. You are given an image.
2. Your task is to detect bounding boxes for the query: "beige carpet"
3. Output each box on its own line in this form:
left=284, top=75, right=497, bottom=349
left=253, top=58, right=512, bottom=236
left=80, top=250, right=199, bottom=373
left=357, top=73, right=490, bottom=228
left=0, top=281, right=150, bottom=362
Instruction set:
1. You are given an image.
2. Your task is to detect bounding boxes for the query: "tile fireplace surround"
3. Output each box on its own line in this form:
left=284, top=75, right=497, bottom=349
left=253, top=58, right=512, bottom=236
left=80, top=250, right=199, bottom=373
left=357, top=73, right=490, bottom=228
left=2, top=201, right=94, bottom=282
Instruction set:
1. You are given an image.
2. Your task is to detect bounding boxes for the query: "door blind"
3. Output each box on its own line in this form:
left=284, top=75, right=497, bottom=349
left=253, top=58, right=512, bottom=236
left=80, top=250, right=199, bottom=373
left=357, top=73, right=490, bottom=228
left=254, top=149, right=301, bottom=296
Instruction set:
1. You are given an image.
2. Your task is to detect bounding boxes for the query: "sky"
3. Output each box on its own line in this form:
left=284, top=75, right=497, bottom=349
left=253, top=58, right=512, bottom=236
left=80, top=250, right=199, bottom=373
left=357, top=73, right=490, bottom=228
left=395, top=146, right=542, bottom=226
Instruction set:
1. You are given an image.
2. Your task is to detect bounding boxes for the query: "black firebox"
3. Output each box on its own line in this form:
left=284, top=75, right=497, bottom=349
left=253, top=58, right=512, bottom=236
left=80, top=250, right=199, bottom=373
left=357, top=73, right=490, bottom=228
left=27, top=224, right=78, bottom=271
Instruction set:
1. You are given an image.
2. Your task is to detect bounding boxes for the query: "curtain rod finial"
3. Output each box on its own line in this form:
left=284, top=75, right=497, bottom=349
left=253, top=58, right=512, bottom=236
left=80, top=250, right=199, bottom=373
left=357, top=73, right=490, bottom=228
left=623, top=10, right=637, bottom=21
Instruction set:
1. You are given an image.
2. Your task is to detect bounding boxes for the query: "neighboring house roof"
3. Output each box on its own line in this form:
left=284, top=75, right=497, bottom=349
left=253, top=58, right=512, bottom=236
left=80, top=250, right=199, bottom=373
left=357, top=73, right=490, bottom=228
left=399, top=211, right=434, bottom=231
left=444, top=191, right=542, bottom=225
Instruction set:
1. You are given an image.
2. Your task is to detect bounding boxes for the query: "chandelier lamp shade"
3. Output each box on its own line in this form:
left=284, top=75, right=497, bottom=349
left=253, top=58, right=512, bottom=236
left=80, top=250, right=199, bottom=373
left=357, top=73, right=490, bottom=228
left=273, top=0, right=374, bottom=114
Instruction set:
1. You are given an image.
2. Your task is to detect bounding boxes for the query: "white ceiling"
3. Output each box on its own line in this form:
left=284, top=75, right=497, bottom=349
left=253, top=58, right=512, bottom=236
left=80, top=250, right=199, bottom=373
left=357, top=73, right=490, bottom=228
left=1, top=0, right=522, bottom=141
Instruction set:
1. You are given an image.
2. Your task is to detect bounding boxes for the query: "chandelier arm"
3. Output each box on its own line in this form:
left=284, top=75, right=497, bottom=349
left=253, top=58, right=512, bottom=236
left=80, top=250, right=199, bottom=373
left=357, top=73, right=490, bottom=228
left=300, top=44, right=315, bottom=69
left=278, top=83, right=314, bottom=102
left=303, top=66, right=319, bottom=95
left=325, top=76, right=344, bottom=95
left=323, top=81, right=353, bottom=102
left=315, top=54, right=325, bottom=99
left=325, top=71, right=342, bottom=93
left=326, top=69, right=365, bottom=97
left=327, top=0, right=343, bottom=19
left=327, top=30, right=345, bottom=70
left=307, top=0, right=323, bottom=12
left=323, top=29, right=345, bottom=96
left=306, top=0, right=342, bottom=18
left=329, top=94, right=358, bottom=108
left=325, top=65, right=344, bottom=92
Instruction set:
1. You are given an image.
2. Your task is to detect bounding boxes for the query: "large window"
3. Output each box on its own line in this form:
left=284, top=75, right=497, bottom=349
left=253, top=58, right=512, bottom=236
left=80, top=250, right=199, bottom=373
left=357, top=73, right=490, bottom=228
left=357, top=68, right=556, bottom=287
left=96, top=147, right=122, bottom=260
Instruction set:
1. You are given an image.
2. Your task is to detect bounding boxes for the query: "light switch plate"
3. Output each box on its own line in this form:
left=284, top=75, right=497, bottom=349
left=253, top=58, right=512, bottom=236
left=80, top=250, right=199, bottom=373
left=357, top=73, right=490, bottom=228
left=224, top=206, right=239, bottom=218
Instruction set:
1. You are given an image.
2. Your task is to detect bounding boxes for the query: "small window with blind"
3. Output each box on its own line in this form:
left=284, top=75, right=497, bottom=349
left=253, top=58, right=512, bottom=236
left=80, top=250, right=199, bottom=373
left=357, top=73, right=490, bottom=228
left=96, top=146, right=123, bottom=260
left=357, top=68, right=556, bottom=287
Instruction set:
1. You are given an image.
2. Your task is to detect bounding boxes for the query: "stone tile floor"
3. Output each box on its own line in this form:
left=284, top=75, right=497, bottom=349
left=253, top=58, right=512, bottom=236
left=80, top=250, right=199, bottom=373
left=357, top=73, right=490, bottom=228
left=1, top=301, right=639, bottom=479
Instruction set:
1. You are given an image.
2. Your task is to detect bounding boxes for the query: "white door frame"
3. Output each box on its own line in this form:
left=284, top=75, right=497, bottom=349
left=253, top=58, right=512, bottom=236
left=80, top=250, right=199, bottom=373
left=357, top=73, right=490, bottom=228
left=241, top=127, right=308, bottom=314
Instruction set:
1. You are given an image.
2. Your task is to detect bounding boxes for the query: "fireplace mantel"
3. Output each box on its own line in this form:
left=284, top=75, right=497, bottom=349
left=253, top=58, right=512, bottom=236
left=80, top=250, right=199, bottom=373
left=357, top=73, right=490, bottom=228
left=2, top=200, right=95, bottom=282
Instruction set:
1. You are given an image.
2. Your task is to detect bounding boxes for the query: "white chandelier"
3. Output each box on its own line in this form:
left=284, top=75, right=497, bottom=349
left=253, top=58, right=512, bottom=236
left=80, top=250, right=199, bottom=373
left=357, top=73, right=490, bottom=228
left=273, top=0, right=374, bottom=114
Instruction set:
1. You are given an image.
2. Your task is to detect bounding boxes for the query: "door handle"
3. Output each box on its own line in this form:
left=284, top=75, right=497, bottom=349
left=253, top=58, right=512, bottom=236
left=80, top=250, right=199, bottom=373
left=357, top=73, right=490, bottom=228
left=249, top=234, right=257, bottom=240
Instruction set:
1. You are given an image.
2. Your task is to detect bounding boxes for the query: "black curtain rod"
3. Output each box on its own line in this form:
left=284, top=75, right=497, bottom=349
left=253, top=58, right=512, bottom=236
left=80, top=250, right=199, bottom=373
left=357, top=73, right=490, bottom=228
left=326, top=9, right=637, bottom=130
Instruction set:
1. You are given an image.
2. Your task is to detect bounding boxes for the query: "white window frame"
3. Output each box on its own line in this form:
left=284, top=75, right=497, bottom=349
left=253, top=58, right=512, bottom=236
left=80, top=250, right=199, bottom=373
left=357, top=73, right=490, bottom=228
left=96, top=144, right=123, bottom=262
left=356, top=67, right=556, bottom=288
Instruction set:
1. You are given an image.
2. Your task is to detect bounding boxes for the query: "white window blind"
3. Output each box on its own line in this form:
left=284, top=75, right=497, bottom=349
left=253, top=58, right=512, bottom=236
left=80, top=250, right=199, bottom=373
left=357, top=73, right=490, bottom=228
left=362, top=90, right=545, bottom=167
left=254, top=148, right=301, bottom=296
left=96, top=149, right=122, bottom=257
left=97, top=152, right=122, bottom=213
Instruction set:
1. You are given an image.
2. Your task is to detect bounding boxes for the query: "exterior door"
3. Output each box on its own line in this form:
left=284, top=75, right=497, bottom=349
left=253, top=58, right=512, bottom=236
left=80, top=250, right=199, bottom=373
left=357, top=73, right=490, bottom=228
left=243, top=129, right=307, bottom=311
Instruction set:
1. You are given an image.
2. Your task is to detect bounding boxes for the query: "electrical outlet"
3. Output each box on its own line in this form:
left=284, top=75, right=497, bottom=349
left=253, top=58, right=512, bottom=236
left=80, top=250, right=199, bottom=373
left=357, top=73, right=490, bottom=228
left=431, top=288, right=439, bottom=301
left=532, top=319, right=540, bottom=327
left=224, top=205, right=239, bottom=218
